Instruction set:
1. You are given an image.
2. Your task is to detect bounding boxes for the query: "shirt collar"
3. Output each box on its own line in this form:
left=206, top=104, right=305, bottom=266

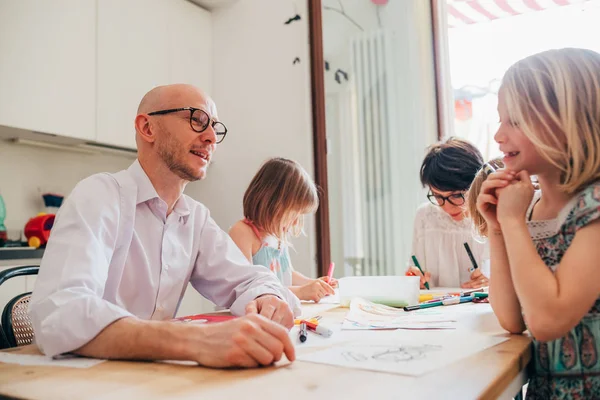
left=127, top=160, right=191, bottom=221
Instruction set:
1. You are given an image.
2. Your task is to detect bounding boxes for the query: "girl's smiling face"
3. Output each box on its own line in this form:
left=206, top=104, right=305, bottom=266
left=494, top=90, right=553, bottom=176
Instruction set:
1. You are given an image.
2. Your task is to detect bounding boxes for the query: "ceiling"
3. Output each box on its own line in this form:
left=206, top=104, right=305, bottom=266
left=188, top=0, right=239, bottom=11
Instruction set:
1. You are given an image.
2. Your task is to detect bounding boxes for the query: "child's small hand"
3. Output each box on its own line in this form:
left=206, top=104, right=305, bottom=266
left=298, top=279, right=335, bottom=302
left=406, top=267, right=432, bottom=289
left=497, top=170, right=534, bottom=226
left=461, top=269, right=489, bottom=289
left=318, top=276, right=338, bottom=288
left=476, top=169, right=516, bottom=233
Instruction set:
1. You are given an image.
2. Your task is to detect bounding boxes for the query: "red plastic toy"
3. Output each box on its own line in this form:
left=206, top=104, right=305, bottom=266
left=24, top=213, right=55, bottom=248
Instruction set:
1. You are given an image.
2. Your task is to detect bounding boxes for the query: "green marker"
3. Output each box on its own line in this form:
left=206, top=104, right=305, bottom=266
left=411, top=255, right=430, bottom=290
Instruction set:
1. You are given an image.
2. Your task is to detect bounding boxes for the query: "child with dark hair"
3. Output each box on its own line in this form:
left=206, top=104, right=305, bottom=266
left=409, top=137, right=490, bottom=289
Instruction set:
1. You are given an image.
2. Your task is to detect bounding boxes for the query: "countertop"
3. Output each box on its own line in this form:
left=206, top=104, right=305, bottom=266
left=0, top=247, right=44, bottom=261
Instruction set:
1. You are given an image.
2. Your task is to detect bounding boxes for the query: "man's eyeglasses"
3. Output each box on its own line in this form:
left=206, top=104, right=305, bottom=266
left=427, top=191, right=466, bottom=207
left=147, top=107, right=227, bottom=144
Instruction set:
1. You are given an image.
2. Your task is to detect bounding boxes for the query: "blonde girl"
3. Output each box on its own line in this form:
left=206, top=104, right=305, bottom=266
left=467, top=158, right=504, bottom=238
left=477, top=48, right=600, bottom=399
left=229, top=158, right=337, bottom=303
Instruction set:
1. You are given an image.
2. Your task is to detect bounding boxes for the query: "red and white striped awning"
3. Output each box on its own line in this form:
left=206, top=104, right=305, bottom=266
left=447, top=0, right=590, bottom=27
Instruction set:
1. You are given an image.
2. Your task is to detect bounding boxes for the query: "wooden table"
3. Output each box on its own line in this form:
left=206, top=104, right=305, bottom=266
left=0, top=303, right=531, bottom=400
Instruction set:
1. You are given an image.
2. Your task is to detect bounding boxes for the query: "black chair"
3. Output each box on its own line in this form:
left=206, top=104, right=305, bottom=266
left=0, top=265, right=39, bottom=349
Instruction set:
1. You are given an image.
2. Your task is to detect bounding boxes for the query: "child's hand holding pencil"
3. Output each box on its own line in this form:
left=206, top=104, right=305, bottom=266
left=406, top=255, right=431, bottom=290
left=406, top=267, right=432, bottom=289
left=461, top=242, right=489, bottom=289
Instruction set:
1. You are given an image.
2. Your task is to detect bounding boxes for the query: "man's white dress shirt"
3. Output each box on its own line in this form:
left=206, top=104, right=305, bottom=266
left=30, top=160, right=301, bottom=357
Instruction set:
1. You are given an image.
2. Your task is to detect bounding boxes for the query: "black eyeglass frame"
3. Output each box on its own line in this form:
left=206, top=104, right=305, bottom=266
left=147, top=107, right=227, bottom=144
left=426, top=191, right=466, bottom=207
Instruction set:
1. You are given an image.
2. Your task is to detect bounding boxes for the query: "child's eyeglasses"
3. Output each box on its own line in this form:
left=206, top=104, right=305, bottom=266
left=427, top=191, right=466, bottom=207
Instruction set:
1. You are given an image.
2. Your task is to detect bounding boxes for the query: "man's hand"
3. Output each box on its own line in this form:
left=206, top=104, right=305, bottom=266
left=192, top=314, right=295, bottom=368
left=461, top=269, right=489, bottom=289
left=245, top=295, right=294, bottom=328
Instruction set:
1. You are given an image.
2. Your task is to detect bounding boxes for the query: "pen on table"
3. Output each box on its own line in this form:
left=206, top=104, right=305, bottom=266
left=462, top=287, right=487, bottom=295
left=52, top=353, right=78, bottom=360
left=423, top=292, right=478, bottom=303
left=298, top=322, right=307, bottom=343
left=444, top=287, right=486, bottom=297
left=326, top=262, right=336, bottom=284
left=463, top=242, right=479, bottom=273
left=303, top=320, right=333, bottom=337
left=419, top=294, right=439, bottom=302
left=294, top=317, right=320, bottom=325
left=404, top=295, right=475, bottom=311
left=411, top=255, right=430, bottom=290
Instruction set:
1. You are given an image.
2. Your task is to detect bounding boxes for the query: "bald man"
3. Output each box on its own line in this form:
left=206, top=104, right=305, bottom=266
left=30, top=84, right=301, bottom=368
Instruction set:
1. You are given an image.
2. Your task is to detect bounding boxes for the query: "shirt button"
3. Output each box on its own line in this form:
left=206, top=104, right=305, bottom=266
left=164, top=264, right=169, bottom=271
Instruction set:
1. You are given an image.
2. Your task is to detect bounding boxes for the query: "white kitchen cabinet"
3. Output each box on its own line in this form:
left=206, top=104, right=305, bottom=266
left=97, top=0, right=171, bottom=150
left=168, top=0, right=213, bottom=95
left=97, top=0, right=212, bottom=150
left=0, top=0, right=96, bottom=141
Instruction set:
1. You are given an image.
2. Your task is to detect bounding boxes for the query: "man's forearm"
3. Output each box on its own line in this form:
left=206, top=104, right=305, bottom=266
left=75, top=317, right=197, bottom=361
left=488, top=231, right=526, bottom=333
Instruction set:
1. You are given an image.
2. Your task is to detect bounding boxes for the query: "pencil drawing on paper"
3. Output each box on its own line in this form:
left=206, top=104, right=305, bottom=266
left=341, top=344, right=443, bottom=363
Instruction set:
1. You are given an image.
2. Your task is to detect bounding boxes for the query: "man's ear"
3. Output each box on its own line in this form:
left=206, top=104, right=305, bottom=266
left=135, top=114, right=156, bottom=144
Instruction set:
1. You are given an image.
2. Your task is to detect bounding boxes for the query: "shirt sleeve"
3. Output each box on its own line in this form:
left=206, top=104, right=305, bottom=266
left=189, top=209, right=301, bottom=317
left=29, top=175, right=134, bottom=357
left=574, top=183, right=600, bottom=232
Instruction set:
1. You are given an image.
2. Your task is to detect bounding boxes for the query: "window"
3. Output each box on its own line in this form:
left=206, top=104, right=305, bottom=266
left=444, top=0, right=600, bottom=159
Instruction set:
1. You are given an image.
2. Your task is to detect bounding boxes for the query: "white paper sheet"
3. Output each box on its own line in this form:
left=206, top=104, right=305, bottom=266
left=297, top=330, right=508, bottom=376
left=0, top=353, right=105, bottom=368
left=317, top=289, right=340, bottom=304
left=342, top=297, right=456, bottom=330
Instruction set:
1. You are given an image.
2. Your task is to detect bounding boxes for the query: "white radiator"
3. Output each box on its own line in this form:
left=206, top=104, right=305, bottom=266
left=338, top=29, right=428, bottom=277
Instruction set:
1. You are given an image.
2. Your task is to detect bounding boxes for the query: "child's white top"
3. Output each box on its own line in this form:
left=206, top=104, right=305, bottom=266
left=411, top=202, right=490, bottom=287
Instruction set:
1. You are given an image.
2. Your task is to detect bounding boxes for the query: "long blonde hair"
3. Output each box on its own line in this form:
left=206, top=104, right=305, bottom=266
left=467, top=158, right=505, bottom=238
left=501, top=48, right=600, bottom=194
left=243, top=158, right=319, bottom=240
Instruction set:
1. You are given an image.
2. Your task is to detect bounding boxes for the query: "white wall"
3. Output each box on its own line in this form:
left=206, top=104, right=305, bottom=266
left=0, top=138, right=132, bottom=235
left=194, top=0, right=316, bottom=278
